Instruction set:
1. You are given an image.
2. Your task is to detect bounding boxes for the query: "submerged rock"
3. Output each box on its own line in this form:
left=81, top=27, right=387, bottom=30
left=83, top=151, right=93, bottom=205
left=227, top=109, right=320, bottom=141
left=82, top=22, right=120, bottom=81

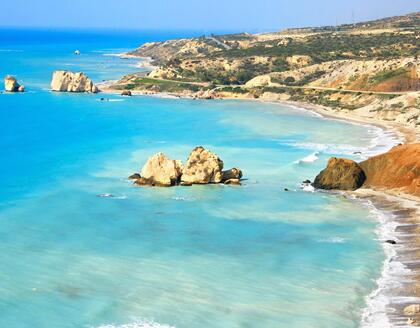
left=224, top=178, right=241, bottom=185
left=139, top=152, right=183, bottom=187
left=181, top=146, right=224, bottom=184
left=51, top=71, right=99, bottom=93
left=313, top=157, right=366, bottom=191
left=4, top=75, right=24, bottom=92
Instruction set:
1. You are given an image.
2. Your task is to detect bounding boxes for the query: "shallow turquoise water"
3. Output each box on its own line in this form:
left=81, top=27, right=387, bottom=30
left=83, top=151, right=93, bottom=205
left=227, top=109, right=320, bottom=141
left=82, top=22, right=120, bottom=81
left=0, top=29, right=386, bottom=328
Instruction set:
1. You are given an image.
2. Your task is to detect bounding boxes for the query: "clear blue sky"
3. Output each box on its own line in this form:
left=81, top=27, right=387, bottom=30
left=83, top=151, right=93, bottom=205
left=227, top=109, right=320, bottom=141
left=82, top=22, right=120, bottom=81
left=1, top=0, right=419, bottom=32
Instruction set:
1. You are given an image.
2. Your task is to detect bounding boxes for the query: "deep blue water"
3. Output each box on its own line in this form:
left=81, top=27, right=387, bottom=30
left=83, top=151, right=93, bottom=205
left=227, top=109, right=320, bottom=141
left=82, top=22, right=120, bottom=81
left=0, top=29, right=387, bottom=328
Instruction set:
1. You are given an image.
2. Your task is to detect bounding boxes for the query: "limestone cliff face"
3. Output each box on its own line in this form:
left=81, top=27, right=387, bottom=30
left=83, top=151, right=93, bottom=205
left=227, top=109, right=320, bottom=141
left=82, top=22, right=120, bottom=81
left=51, top=71, right=99, bottom=93
left=359, top=144, right=420, bottom=196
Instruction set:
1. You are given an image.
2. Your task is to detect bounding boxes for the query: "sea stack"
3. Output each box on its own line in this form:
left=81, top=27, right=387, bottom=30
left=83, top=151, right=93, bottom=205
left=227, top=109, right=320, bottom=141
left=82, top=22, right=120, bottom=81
left=50, top=71, right=99, bottom=93
left=129, top=147, right=243, bottom=187
left=4, top=75, right=24, bottom=92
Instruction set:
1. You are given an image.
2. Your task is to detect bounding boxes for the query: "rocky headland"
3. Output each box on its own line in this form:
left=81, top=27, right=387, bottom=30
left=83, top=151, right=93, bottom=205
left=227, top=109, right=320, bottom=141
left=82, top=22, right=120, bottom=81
left=51, top=71, right=99, bottom=93
left=129, top=146, right=242, bottom=187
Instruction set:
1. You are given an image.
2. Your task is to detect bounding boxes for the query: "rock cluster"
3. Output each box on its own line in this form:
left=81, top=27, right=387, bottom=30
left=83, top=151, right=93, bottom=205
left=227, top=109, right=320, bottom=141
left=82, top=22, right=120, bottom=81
left=51, top=71, right=99, bottom=93
left=4, top=76, right=24, bottom=92
left=313, top=143, right=420, bottom=196
left=129, top=146, right=243, bottom=187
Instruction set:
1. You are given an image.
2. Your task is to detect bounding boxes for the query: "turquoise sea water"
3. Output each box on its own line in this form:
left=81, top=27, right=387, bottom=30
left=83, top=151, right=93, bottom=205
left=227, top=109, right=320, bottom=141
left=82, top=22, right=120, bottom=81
left=0, top=29, right=390, bottom=328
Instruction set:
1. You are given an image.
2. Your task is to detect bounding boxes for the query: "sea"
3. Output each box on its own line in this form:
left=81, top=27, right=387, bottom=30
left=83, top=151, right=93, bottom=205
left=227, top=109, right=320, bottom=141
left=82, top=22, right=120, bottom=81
left=0, top=28, right=402, bottom=328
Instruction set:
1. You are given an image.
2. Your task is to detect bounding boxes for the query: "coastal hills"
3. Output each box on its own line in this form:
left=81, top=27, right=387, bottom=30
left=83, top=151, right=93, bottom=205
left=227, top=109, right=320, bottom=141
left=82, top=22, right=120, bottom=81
left=109, top=12, right=420, bottom=128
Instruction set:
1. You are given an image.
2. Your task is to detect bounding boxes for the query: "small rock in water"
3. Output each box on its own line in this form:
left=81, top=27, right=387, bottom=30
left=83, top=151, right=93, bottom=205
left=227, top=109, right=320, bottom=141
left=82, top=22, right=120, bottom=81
left=121, top=90, right=132, bottom=96
left=385, top=240, right=397, bottom=245
left=128, top=173, right=141, bottom=180
left=302, top=180, right=311, bottom=184
left=4, top=75, right=24, bottom=92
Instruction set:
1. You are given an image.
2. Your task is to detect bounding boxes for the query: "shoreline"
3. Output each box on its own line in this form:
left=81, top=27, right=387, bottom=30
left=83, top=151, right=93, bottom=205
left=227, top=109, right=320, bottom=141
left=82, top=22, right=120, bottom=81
left=100, top=83, right=419, bottom=327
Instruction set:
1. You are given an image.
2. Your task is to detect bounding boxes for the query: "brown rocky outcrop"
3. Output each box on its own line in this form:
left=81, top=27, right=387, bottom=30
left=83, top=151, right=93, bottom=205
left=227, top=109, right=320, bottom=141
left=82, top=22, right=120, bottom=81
left=181, top=146, right=224, bottom=184
left=313, top=158, right=366, bottom=191
left=51, top=71, right=99, bottom=93
left=4, top=75, right=24, bottom=92
left=359, top=144, right=420, bottom=196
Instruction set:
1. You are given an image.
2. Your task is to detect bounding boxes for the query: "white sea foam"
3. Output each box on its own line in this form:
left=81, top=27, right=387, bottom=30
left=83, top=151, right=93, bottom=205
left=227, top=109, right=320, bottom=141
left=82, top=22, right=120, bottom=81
left=96, top=319, right=175, bottom=328
left=359, top=200, right=412, bottom=328
left=97, top=193, right=127, bottom=199
left=171, top=196, right=196, bottom=202
left=301, top=184, right=315, bottom=192
left=294, top=152, right=320, bottom=164
left=318, top=236, right=348, bottom=244
left=96, top=98, right=125, bottom=102
left=0, top=49, right=23, bottom=52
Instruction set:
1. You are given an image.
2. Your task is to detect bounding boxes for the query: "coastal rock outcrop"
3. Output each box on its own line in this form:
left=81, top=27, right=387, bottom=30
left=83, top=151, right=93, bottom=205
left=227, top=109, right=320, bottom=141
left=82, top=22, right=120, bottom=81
left=181, top=146, right=224, bottom=184
left=51, top=71, right=99, bottom=93
left=359, top=144, right=420, bottom=196
left=313, top=158, right=366, bottom=191
left=313, top=144, right=420, bottom=196
left=138, top=152, right=183, bottom=187
left=4, top=75, right=24, bottom=92
left=130, top=147, right=243, bottom=187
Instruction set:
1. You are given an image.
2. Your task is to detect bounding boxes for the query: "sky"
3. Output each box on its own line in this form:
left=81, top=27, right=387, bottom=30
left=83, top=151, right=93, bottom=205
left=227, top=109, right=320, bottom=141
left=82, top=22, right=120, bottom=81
left=1, top=0, right=419, bottom=32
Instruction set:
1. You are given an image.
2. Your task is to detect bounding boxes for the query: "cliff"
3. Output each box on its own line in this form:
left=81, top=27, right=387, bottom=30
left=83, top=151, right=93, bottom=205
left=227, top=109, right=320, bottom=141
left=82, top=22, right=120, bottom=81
left=360, top=144, right=420, bottom=196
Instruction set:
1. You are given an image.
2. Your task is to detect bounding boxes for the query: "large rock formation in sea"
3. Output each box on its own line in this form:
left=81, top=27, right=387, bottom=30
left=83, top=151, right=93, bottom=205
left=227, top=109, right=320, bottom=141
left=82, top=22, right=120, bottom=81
left=51, top=71, right=99, bottom=93
left=138, top=152, right=183, bottom=187
left=313, top=158, right=366, bottom=191
left=313, top=144, right=420, bottom=196
left=4, top=75, right=24, bottom=92
left=129, top=147, right=243, bottom=187
left=181, top=146, right=224, bottom=184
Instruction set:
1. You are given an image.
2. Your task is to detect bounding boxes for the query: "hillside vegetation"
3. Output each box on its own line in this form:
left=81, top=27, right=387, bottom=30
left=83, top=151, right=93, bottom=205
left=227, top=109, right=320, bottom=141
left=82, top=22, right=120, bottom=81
left=110, top=12, right=420, bottom=127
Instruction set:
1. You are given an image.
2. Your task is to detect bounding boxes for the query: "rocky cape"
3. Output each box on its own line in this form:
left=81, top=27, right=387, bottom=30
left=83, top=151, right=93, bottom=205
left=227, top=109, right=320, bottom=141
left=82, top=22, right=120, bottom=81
left=313, top=143, right=420, bottom=196
left=51, top=71, right=99, bottom=93
left=129, top=146, right=243, bottom=187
